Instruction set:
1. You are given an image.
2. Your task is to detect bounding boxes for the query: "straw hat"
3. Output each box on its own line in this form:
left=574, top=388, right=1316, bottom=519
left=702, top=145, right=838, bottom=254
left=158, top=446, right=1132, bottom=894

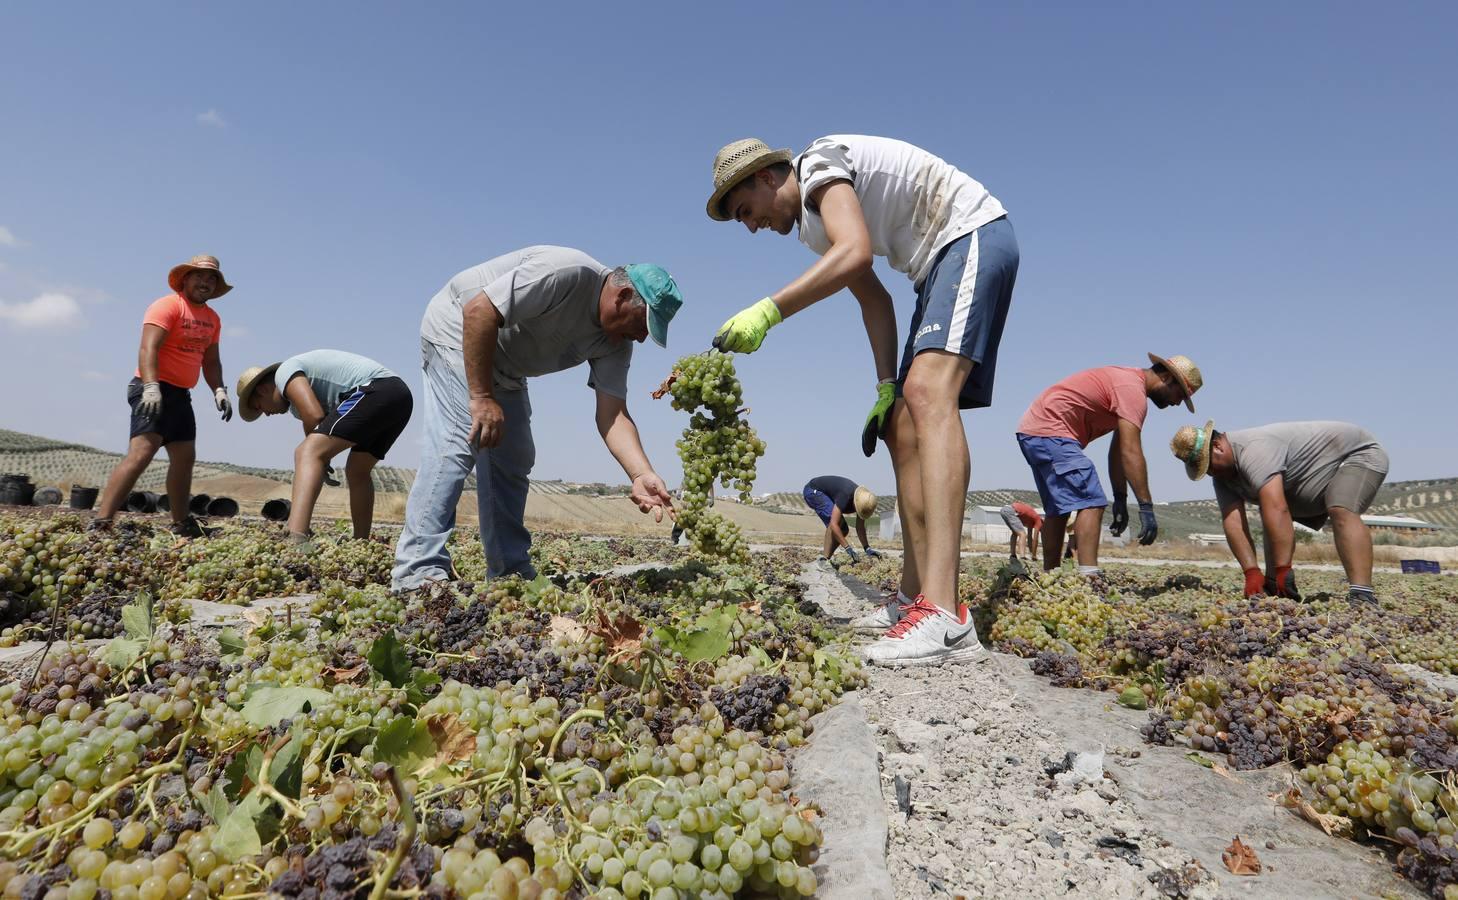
left=853, top=486, right=878, bottom=520
left=1147, top=352, right=1202, bottom=412
left=235, top=363, right=281, bottom=422
left=1170, top=420, right=1216, bottom=480
left=706, top=138, right=793, bottom=222
left=168, top=254, right=233, bottom=297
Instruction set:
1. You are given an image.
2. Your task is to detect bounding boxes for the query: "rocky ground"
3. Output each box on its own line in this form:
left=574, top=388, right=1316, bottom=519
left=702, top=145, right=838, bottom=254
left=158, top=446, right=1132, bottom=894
left=800, top=562, right=1424, bottom=900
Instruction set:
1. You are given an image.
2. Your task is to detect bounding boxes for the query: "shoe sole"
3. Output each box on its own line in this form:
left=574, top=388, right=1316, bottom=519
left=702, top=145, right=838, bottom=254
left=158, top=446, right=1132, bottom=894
left=868, top=645, right=991, bottom=668
left=852, top=620, right=895, bottom=634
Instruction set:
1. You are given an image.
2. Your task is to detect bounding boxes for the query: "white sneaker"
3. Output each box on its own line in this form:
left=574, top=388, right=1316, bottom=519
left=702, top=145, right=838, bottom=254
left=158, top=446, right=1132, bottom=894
left=851, top=600, right=902, bottom=633
left=864, top=597, right=989, bottom=667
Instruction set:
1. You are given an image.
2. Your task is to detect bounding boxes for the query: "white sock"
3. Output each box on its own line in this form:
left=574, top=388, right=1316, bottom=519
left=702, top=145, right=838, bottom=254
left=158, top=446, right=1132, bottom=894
left=1078, top=566, right=1102, bottom=577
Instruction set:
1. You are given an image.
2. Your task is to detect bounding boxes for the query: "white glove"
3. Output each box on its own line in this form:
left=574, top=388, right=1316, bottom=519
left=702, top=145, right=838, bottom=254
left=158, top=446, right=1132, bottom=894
left=214, top=387, right=233, bottom=422
left=137, top=382, right=163, bottom=420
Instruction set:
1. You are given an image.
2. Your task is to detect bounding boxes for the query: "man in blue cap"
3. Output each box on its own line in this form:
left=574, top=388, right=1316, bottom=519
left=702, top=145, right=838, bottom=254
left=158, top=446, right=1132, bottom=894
left=393, top=246, right=683, bottom=590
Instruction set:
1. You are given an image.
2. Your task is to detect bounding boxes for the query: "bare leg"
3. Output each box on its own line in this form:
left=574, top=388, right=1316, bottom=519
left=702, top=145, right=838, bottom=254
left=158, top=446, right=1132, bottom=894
left=1074, top=507, right=1105, bottom=567
left=1041, top=515, right=1068, bottom=570
left=96, top=434, right=163, bottom=520
left=289, top=433, right=355, bottom=537
left=1328, top=506, right=1373, bottom=585
left=886, top=399, right=923, bottom=598
left=901, top=351, right=974, bottom=614
left=346, top=450, right=380, bottom=539
left=164, top=441, right=196, bottom=525
left=1008, top=533, right=1019, bottom=558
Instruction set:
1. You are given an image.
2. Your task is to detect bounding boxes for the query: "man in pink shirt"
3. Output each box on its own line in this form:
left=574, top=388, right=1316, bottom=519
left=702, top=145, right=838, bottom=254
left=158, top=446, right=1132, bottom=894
left=1015, top=353, right=1203, bottom=577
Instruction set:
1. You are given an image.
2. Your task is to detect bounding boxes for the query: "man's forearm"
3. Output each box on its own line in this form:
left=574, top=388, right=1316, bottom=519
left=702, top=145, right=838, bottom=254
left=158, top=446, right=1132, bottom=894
left=1222, top=510, right=1259, bottom=570
left=1260, top=502, right=1296, bottom=569
left=462, top=295, right=499, bottom=399
left=771, top=241, right=873, bottom=320
left=850, top=275, right=898, bottom=382
left=1120, top=441, right=1152, bottom=503
left=1108, top=438, right=1128, bottom=496
left=202, top=360, right=225, bottom=392
left=856, top=520, right=870, bottom=549
left=599, top=408, right=652, bottom=482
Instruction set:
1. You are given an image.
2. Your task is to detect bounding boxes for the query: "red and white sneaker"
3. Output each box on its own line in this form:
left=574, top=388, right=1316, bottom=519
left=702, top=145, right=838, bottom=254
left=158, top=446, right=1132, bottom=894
left=863, top=597, right=988, bottom=667
left=852, top=592, right=910, bottom=633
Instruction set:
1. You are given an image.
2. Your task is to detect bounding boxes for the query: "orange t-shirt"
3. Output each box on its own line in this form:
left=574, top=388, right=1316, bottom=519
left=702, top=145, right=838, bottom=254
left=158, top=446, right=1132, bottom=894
left=134, top=293, right=221, bottom=389
left=1016, top=366, right=1149, bottom=447
left=1011, top=501, right=1043, bottom=530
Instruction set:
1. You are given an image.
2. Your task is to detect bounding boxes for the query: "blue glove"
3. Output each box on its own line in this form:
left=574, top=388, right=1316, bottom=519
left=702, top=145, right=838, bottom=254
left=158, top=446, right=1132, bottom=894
left=1109, top=495, right=1129, bottom=536
left=865, top=547, right=882, bottom=558
left=1137, top=502, right=1158, bottom=545
left=842, top=546, right=860, bottom=563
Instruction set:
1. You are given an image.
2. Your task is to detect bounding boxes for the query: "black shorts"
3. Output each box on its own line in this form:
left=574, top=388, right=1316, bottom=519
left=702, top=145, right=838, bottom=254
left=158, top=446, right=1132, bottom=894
left=316, top=376, right=413, bottom=460
left=127, top=378, right=196, bottom=445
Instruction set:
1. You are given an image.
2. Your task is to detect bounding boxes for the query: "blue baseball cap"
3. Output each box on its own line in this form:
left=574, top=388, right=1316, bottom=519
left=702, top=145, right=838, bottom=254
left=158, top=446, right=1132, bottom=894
left=625, top=264, right=683, bottom=348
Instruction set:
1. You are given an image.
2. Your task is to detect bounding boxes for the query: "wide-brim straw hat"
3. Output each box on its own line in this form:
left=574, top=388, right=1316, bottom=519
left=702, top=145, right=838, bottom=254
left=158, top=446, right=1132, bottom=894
left=168, top=254, right=233, bottom=298
left=1170, top=419, right=1216, bottom=480
left=706, top=138, right=793, bottom=222
left=853, top=486, right=878, bottom=520
left=236, top=363, right=281, bottom=422
left=1147, top=352, right=1202, bottom=412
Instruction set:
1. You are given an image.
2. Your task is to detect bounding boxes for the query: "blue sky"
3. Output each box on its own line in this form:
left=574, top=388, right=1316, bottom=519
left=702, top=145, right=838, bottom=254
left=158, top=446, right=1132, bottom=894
left=2, top=1, right=1454, bottom=501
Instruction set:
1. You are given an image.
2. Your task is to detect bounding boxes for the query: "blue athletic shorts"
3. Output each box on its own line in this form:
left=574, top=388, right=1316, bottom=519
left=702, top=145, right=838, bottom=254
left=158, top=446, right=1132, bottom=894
left=1016, top=433, right=1108, bottom=516
left=896, top=216, right=1019, bottom=410
left=802, top=486, right=836, bottom=526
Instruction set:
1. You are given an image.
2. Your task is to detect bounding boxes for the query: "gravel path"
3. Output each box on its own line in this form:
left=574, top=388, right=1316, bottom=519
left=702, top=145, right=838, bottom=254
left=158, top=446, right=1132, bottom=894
left=802, top=562, right=1424, bottom=899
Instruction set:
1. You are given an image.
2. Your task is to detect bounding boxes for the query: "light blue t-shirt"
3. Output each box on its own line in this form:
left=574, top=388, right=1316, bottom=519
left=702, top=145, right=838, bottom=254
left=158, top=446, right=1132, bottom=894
left=274, top=349, right=395, bottom=420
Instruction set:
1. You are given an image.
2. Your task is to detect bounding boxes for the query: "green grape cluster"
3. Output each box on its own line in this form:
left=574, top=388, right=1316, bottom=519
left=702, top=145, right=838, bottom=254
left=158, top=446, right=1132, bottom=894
left=662, top=352, right=765, bottom=565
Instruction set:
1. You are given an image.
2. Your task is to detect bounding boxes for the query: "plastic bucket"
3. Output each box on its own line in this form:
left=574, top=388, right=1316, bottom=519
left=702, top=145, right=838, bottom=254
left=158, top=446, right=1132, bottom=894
left=206, top=496, right=239, bottom=518
left=0, top=478, right=36, bottom=506
left=126, top=491, right=160, bottom=513
left=188, top=494, right=212, bottom=516
left=33, top=487, right=63, bottom=506
left=261, top=498, right=292, bottom=522
left=69, top=486, right=100, bottom=510
left=157, top=493, right=171, bottom=513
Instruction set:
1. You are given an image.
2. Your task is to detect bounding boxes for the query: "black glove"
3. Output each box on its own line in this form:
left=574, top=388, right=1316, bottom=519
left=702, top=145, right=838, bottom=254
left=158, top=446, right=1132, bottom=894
left=1136, top=502, right=1158, bottom=545
left=1109, top=495, right=1129, bottom=536
left=323, top=464, right=340, bottom=487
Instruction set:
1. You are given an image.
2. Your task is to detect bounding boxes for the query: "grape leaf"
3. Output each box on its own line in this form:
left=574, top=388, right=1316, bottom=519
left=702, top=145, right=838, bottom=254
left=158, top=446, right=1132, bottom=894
left=417, top=714, right=478, bottom=777
left=121, top=594, right=154, bottom=641
left=215, top=792, right=268, bottom=862
left=367, top=631, right=412, bottom=688
left=812, top=649, right=841, bottom=682
left=217, top=627, right=245, bottom=658
left=197, top=783, right=230, bottom=825
left=240, top=686, right=332, bottom=729
left=269, top=722, right=307, bottom=800
left=748, top=645, right=772, bottom=669
left=101, top=637, right=143, bottom=671
left=1221, top=836, right=1261, bottom=875
left=406, top=670, right=441, bottom=707
left=374, top=715, right=436, bottom=773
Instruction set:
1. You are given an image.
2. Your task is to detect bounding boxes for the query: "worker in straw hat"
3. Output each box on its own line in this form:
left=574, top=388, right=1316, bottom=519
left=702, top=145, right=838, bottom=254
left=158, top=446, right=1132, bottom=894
left=236, top=349, right=414, bottom=543
left=93, top=254, right=236, bottom=538
left=801, top=475, right=881, bottom=566
left=704, top=134, right=1018, bottom=668
left=1015, top=353, right=1204, bottom=581
left=1171, top=420, right=1389, bottom=605
left=391, top=247, right=684, bottom=591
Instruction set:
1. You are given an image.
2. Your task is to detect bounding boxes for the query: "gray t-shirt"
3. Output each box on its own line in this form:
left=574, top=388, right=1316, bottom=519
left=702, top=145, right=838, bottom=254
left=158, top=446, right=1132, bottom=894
left=418, top=245, right=632, bottom=399
left=274, top=349, right=395, bottom=420
left=1213, top=421, right=1384, bottom=518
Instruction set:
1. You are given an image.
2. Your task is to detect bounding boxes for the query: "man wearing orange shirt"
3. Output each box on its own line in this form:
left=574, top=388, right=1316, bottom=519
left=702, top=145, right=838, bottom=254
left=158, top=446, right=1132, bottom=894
left=94, top=255, right=235, bottom=537
left=999, top=501, right=1042, bottom=560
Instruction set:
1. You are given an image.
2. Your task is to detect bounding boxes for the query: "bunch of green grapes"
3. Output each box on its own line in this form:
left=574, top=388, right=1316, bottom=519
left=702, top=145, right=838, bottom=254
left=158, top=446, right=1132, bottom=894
left=160, top=530, right=301, bottom=603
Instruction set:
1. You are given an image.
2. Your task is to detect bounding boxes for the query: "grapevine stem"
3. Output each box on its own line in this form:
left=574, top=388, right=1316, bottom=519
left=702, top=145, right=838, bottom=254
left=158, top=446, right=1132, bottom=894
left=547, top=707, right=604, bottom=761
left=368, top=767, right=416, bottom=900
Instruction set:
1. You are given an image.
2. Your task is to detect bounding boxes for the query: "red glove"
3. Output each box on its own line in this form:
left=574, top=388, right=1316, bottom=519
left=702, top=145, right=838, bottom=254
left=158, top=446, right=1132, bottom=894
left=1271, top=566, right=1300, bottom=600
left=1243, top=567, right=1265, bottom=598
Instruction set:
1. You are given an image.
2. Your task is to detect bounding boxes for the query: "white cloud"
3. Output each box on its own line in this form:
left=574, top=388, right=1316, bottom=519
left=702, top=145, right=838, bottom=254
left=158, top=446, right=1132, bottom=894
left=0, top=292, right=84, bottom=329
left=196, top=109, right=228, bottom=129
left=223, top=324, right=249, bottom=338
left=0, top=226, right=18, bottom=247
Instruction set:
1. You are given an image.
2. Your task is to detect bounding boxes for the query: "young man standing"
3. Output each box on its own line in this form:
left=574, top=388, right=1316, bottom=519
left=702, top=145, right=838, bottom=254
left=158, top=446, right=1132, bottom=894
left=999, top=501, right=1042, bottom=560
left=391, top=247, right=681, bottom=591
left=706, top=135, right=1017, bottom=666
left=1171, top=420, right=1389, bottom=604
left=802, top=475, right=880, bottom=564
left=236, top=349, right=413, bottom=542
left=94, top=255, right=234, bottom=537
left=1016, top=354, right=1202, bottom=577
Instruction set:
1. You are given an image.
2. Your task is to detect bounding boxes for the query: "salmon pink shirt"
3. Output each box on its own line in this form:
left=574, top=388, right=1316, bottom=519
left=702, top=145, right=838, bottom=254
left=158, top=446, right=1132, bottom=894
left=1016, top=366, right=1148, bottom=447
left=134, top=293, right=221, bottom=389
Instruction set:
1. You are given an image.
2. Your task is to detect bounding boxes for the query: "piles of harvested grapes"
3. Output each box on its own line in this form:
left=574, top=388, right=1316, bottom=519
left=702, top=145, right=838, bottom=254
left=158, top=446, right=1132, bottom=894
left=857, top=557, right=1457, bottom=899
left=0, top=511, right=862, bottom=899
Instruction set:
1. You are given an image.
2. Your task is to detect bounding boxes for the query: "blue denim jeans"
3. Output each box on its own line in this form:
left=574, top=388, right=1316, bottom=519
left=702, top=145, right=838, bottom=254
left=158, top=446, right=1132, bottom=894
left=391, top=339, right=537, bottom=590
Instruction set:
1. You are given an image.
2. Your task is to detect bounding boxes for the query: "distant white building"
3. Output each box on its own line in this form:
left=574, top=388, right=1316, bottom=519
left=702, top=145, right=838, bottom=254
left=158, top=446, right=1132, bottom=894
left=961, top=503, right=1127, bottom=546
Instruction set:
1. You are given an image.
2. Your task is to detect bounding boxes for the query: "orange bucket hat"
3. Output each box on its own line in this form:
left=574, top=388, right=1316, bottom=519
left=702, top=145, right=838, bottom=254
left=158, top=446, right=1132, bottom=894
left=168, top=254, right=233, bottom=298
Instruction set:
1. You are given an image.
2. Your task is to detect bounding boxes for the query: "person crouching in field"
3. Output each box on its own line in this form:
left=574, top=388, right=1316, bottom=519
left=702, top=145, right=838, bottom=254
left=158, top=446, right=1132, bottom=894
left=1171, top=420, right=1389, bottom=605
left=94, top=255, right=234, bottom=537
left=999, top=501, right=1042, bottom=561
left=236, top=350, right=412, bottom=542
left=802, top=475, right=880, bottom=566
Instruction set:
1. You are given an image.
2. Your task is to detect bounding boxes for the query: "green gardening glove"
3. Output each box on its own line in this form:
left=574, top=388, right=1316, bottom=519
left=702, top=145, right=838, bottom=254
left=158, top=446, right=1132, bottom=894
left=861, top=382, right=896, bottom=457
left=712, top=297, right=782, bottom=353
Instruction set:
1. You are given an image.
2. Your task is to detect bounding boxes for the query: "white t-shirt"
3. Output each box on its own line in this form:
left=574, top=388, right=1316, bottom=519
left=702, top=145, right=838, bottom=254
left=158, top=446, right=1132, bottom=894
left=794, top=135, right=1007, bottom=286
